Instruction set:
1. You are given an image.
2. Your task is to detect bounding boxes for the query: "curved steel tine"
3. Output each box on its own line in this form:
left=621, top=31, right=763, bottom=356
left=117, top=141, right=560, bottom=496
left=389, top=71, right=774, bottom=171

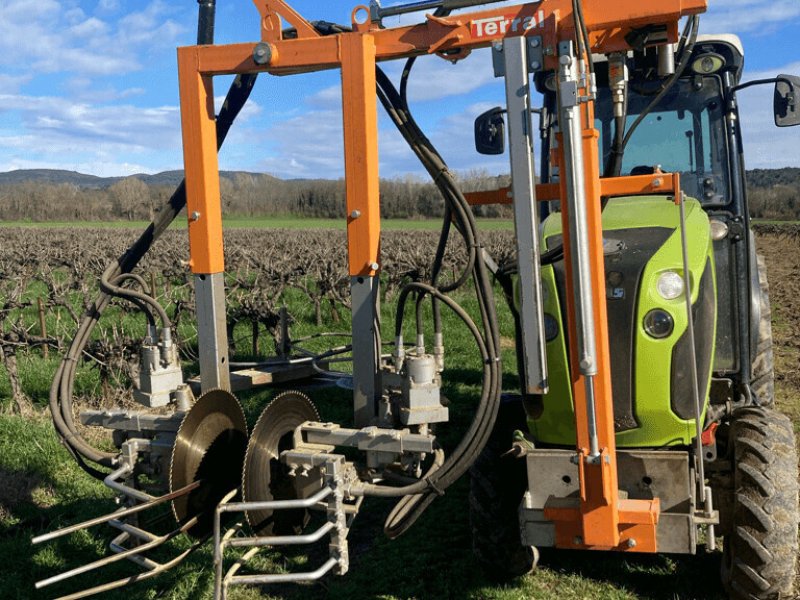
left=36, top=514, right=200, bottom=590
left=32, top=480, right=201, bottom=545
left=54, top=534, right=210, bottom=600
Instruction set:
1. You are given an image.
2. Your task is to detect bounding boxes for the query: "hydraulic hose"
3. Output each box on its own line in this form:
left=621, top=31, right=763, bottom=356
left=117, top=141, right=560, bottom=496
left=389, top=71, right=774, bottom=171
left=50, top=1, right=258, bottom=477
left=372, top=45, right=503, bottom=535
left=617, top=16, right=700, bottom=168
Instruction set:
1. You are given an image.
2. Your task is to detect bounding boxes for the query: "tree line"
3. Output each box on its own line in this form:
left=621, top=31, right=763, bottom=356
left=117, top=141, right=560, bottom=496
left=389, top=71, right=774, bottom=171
left=0, top=171, right=512, bottom=222
left=0, top=167, right=796, bottom=222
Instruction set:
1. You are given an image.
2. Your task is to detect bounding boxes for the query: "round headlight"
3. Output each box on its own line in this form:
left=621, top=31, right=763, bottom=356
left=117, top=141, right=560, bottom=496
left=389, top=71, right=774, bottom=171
left=709, top=218, right=729, bottom=241
left=644, top=310, right=674, bottom=339
left=692, top=53, right=724, bottom=75
left=657, top=271, right=685, bottom=300
left=544, top=314, right=559, bottom=342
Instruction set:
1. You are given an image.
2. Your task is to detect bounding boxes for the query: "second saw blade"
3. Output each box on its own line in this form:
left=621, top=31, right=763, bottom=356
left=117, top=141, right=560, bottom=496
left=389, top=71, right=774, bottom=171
left=243, top=390, right=321, bottom=536
left=170, top=388, right=248, bottom=538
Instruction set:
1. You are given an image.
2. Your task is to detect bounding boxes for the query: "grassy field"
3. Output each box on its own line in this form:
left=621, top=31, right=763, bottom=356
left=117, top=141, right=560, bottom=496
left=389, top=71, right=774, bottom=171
left=1, top=229, right=798, bottom=600
left=0, top=216, right=516, bottom=231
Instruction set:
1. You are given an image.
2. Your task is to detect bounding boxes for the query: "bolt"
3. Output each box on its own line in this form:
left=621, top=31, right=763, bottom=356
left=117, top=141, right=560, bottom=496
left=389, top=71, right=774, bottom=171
left=493, top=42, right=503, bottom=52
left=627, top=538, right=637, bottom=548
left=531, top=61, right=541, bottom=70
left=253, top=42, right=272, bottom=65
left=653, top=178, right=663, bottom=188
left=369, top=262, right=380, bottom=271
left=190, top=211, right=201, bottom=221
left=350, top=209, right=361, bottom=219
left=530, top=38, right=541, bottom=48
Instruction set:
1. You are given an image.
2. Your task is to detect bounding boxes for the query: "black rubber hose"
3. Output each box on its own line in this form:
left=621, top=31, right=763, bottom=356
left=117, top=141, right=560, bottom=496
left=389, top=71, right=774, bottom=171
left=375, top=59, right=502, bottom=535
left=197, top=0, right=216, bottom=46
left=619, top=17, right=699, bottom=157
left=50, top=1, right=259, bottom=476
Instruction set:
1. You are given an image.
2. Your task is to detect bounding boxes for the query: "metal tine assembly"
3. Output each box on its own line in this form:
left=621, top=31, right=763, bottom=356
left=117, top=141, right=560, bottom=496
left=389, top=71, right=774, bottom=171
left=214, top=456, right=358, bottom=600
left=32, top=479, right=202, bottom=599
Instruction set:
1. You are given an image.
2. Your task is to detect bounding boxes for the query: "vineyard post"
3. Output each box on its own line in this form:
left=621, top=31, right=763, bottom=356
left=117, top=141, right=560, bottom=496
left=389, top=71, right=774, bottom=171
left=37, top=297, right=48, bottom=359
left=252, top=320, right=259, bottom=357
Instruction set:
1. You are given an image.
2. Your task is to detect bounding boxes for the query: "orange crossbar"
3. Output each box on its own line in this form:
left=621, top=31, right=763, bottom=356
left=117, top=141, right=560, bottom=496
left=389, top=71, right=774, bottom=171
left=191, top=0, right=705, bottom=77
left=463, top=173, right=681, bottom=206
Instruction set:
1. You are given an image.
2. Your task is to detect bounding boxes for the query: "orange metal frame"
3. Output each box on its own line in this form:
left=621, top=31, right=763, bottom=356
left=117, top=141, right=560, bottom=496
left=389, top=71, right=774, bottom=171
left=177, top=0, right=706, bottom=552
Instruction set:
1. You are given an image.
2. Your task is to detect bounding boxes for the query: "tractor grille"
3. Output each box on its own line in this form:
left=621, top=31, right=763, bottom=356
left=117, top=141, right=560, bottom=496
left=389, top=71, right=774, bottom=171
left=549, top=227, right=673, bottom=432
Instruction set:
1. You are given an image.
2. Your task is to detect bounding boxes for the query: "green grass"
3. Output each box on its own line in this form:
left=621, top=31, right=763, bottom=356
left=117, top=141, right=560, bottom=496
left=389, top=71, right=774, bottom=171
left=0, top=274, right=780, bottom=600
left=0, top=216, right=515, bottom=231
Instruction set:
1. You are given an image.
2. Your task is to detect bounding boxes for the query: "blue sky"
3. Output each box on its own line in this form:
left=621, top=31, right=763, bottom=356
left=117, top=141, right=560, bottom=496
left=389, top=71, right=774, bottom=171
left=0, top=0, right=797, bottom=179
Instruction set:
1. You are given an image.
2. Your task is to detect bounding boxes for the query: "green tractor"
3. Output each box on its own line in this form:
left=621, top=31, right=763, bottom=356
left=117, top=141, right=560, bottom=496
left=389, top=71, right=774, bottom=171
left=471, top=34, right=800, bottom=599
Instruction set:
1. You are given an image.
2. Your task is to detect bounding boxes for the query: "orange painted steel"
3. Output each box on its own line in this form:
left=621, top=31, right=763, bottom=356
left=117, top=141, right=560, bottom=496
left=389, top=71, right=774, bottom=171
left=544, top=498, right=661, bottom=552
left=463, top=174, right=681, bottom=206
left=177, top=48, right=225, bottom=275
left=341, top=34, right=382, bottom=277
left=549, top=75, right=659, bottom=550
left=192, top=0, right=705, bottom=77
left=175, top=0, right=708, bottom=553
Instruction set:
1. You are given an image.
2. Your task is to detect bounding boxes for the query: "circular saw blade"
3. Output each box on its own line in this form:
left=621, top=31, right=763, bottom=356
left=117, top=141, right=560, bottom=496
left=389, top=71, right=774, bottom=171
left=243, top=390, right=321, bottom=536
left=169, top=388, right=248, bottom=538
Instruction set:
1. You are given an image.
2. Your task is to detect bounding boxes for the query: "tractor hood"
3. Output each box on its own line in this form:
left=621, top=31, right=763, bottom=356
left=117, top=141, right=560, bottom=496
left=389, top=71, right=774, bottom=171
left=534, top=194, right=716, bottom=447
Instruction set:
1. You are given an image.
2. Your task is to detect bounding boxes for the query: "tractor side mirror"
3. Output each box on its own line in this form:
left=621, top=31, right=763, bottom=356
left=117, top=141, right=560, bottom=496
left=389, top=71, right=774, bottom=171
left=774, top=74, right=800, bottom=127
left=474, top=107, right=506, bottom=155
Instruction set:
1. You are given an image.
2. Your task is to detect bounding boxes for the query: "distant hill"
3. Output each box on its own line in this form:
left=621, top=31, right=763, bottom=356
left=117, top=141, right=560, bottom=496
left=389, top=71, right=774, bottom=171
left=745, top=168, right=800, bottom=188
left=1, top=167, right=797, bottom=190
left=0, top=169, right=278, bottom=189
left=0, top=167, right=795, bottom=222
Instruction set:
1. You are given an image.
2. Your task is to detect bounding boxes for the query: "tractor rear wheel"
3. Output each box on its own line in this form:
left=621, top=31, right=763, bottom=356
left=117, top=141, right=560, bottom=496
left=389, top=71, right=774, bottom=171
left=721, top=406, right=799, bottom=600
left=751, top=254, right=775, bottom=407
left=469, top=399, right=536, bottom=581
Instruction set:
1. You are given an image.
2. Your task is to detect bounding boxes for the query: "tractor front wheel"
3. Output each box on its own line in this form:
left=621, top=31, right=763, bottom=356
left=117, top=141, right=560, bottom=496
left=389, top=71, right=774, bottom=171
left=721, top=406, right=799, bottom=599
left=469, top=399, right=537, bottom=581
left=751, top=254, right=775, bottom=407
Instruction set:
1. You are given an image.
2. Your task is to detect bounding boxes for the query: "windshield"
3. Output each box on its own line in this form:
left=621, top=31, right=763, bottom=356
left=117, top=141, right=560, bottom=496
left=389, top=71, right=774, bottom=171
left=594, top=76, right=729, bottom=204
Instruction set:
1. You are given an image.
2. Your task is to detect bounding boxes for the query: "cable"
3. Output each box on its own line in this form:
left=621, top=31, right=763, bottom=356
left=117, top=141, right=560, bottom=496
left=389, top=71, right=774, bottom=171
left=50, top=2, right=258, bottom=477
left=372, top=52, right=503, bottom=535
left=619, top=16, right=700, bottom=158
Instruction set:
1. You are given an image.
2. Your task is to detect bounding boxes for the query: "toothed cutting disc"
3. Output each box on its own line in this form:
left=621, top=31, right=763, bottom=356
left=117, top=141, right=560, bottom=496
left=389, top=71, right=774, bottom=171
left=243, top=391, right=321, bottom=536
left=170, top=388, right=248, bottom=538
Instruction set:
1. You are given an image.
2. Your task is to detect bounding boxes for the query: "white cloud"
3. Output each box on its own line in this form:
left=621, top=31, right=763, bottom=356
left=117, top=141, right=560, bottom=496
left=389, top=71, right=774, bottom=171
left=0, top=92, right=183, bottom=177
left=380, top=49, right=499, bottom=103
left=0, top=0, right=187, bottom=76
left=703, top=0, right=800, bottom=34
left=734, top=61, right=800, bottom=169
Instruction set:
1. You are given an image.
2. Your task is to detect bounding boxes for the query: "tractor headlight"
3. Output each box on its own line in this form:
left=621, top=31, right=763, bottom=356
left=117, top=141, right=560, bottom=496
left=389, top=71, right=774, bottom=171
left=657, top=271, right=685, bottom=300
left=644, top=310, right=674, bottom=339
left=544, top=314, right=559, bottom=342
left=709, top=218, right=729, bottom=241
left=692, top=53, right=724, bottom=75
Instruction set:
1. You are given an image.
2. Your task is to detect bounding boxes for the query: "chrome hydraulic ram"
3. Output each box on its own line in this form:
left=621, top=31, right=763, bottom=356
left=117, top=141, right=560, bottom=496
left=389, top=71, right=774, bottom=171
left=556, top=40, right=601, bottom=460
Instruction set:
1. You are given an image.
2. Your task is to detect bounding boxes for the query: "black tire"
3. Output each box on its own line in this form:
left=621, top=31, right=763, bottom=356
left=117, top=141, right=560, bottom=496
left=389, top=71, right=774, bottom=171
left=468, top=399, right=536, bottom=581
left=751, top=254, right=775, bottom=407
left=721, top=406, right=799, bottom=600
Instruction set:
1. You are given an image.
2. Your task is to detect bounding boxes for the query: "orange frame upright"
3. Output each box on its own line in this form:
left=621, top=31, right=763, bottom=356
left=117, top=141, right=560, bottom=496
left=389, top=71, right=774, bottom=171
left=176, top=0, right=706, bottom=553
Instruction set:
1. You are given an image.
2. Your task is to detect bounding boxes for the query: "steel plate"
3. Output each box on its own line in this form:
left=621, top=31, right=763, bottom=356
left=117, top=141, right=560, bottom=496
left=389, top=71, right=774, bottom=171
left=169, top=389, right=248, bottom=538
left=242, top=390, right=321, bottom=536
